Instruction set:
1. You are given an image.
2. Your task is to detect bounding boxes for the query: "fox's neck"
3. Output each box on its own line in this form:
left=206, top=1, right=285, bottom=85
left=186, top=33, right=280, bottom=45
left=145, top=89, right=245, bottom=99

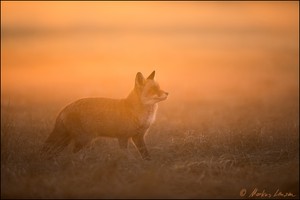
left=125, top=89, right=157, bottom=113
left=125, top=90, right=158, bottom=128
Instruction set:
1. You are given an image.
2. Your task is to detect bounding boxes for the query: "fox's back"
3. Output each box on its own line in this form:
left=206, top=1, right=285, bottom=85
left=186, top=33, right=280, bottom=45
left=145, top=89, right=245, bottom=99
left=59, top=98, right=138, bottom=138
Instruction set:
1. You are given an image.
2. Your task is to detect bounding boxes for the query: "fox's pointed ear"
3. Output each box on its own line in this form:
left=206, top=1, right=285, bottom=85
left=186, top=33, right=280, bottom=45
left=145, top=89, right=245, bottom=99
left=147, top=70, right=155, bottom=80
left=135, top=72, right=145, bottom=87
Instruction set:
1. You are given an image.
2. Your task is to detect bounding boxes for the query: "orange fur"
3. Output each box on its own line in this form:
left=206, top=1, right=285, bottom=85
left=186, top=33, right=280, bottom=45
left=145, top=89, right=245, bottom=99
left=41, top=71, right=168, bottom=160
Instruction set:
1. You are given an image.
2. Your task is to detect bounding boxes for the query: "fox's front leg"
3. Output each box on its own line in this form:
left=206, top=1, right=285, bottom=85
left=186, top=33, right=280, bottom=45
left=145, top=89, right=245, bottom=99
left=118, top=137, right=136, bottom=159
left=131, top=134, right=151, bottom=160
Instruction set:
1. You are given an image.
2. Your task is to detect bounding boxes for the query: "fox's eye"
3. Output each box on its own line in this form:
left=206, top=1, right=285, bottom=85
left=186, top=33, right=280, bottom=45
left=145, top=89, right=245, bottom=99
left=148, top=88, right=156, bottom=95
left=148, top=87, right=159, bottom=96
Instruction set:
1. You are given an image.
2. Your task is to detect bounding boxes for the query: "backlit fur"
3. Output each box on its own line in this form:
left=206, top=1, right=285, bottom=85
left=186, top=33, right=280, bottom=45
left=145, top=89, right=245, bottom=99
left=41, top=71, right=168, bottom=160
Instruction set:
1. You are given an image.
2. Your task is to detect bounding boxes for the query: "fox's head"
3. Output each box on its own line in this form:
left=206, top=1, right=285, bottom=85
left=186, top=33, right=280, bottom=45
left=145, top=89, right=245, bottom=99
left=134, top=71, right=168, bottom=105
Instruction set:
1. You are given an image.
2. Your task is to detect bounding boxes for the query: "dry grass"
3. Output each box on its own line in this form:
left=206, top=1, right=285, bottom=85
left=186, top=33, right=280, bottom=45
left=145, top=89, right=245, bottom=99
left=1, top=90, right=299, bottom=199
left=1, top=2, right=298, bottom=198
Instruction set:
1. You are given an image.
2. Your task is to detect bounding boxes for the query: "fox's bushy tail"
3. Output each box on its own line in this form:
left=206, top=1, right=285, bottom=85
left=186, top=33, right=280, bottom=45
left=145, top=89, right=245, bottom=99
left=40, top=119, right=71, bottom=159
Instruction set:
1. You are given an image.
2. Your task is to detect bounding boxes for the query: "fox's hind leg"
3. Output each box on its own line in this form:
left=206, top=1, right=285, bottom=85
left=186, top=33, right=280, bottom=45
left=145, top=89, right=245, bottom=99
left=72, top=132, right=93, bottom=153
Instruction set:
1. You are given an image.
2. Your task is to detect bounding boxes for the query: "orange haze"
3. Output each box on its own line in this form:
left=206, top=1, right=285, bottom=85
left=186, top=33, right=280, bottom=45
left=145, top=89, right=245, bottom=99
left=1, top=1, right=299, bottom=104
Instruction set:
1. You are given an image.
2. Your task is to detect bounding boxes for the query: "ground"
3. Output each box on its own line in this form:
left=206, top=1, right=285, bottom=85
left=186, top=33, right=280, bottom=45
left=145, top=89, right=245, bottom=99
left=1, top=89, right=298, bottom=198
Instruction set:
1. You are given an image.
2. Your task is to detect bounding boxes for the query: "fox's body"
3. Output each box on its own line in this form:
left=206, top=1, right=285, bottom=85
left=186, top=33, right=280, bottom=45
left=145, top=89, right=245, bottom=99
left=42, top=71, right=168, bottom=160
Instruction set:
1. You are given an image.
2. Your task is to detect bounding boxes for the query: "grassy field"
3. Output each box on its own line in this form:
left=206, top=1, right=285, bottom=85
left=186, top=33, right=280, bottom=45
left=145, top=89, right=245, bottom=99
left=1, top=2, right=299, bottom=198
left=1, top=87, right=299, bottom=198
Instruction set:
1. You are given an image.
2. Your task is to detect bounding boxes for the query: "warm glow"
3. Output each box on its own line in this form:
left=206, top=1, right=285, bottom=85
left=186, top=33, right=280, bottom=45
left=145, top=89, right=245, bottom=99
left=1, top=2, right=299, bottom=199
left=1, top=1, right=298, bottom=102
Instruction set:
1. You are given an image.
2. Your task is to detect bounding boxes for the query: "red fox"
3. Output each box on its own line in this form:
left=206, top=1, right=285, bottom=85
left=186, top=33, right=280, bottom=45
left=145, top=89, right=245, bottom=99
left=41, top=71, right=168, bottom=160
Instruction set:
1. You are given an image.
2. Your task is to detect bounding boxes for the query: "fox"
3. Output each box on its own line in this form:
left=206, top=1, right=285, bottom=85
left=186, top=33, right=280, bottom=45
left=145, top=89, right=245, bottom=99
left=41, top=71, right=168, bottom=160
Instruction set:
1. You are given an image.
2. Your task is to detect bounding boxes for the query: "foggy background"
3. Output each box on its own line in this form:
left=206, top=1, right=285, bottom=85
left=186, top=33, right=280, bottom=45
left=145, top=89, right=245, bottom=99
left=1, top=1, right=298, bottom=105
left=1, top=2, right=299, bottom=198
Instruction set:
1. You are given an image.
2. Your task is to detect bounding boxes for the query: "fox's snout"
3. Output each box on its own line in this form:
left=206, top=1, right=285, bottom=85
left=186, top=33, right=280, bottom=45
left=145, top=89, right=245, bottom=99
left=159, top=91, right=168, bottom=100
left=163, top=91, right=169, bottom=96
